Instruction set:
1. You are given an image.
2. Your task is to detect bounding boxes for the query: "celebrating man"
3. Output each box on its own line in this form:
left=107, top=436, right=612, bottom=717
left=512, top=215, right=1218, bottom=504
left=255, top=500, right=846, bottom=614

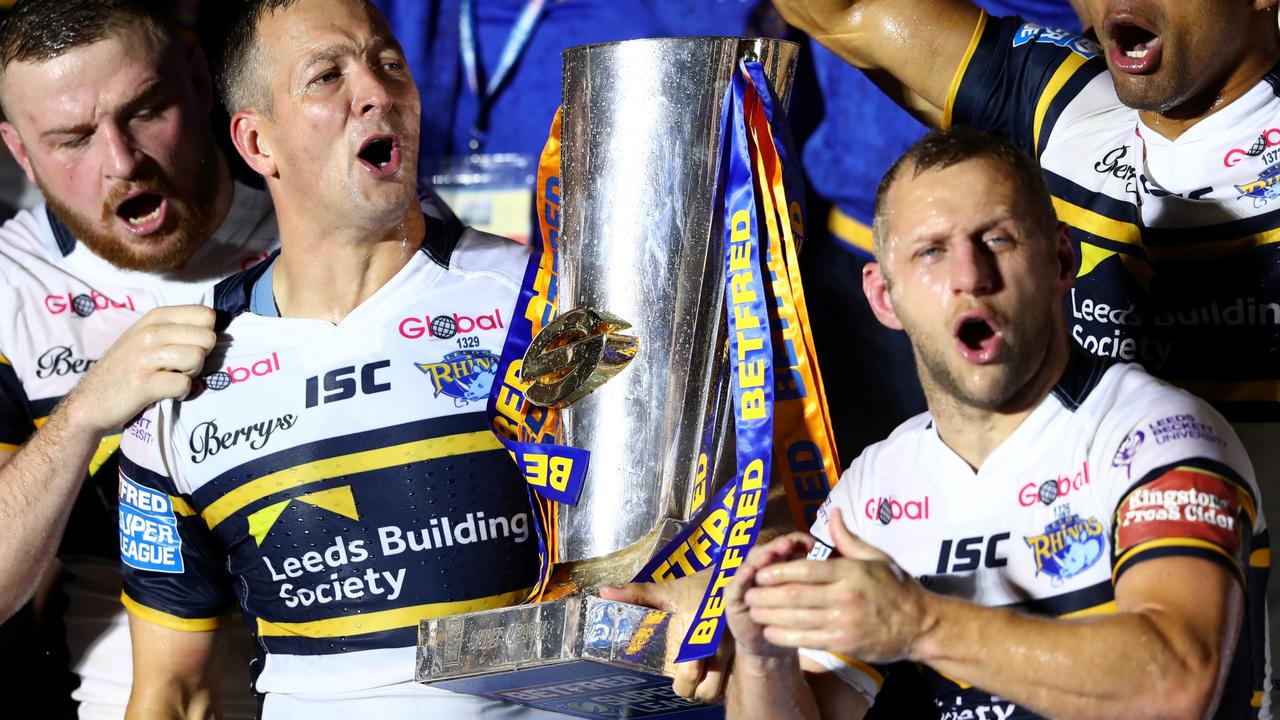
left=0, top=0, right=276, bottom=715
left=768, top=0, right=1280, bottom=669
left=117, top=0, right=565, bottom=717
left=725, top=128, right=1270, bottom=719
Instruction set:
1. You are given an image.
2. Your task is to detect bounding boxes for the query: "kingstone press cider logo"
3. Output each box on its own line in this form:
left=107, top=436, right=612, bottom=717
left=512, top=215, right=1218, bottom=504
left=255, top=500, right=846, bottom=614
left=415, top=350, right=499, bottom=406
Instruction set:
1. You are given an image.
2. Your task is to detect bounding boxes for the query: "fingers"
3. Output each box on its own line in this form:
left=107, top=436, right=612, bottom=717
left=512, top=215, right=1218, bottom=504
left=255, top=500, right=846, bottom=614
left=748, top=605, right=831, bottom=630
left=828, top=509, right=890, bottom=562
left=136, top=304, right=217, bottom=330
left=599, top=582, right=671, bottom=612
left=672, top=639, right=733, bottom=703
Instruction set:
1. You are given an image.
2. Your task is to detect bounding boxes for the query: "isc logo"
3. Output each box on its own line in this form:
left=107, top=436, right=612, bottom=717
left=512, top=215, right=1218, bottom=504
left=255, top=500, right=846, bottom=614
left=305, top=360, right=391, bottom=408
left=935, top=532, right=1010, bottom=574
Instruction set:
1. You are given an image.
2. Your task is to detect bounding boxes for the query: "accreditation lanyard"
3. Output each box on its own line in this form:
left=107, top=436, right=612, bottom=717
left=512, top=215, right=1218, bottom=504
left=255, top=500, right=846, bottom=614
left=459, top=0, right=547, bottom=152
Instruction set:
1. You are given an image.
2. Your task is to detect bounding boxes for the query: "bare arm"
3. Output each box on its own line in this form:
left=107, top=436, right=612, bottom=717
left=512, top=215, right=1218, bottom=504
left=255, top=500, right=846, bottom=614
left=750, top=510, right=1241, bottom=720
left=126, top=614, right=219, bottom=720
left=725, top=533, right=871, bottom=720
left=771, top=0, right=984, bottom=126
left=0, top=305, right=216, bottom=619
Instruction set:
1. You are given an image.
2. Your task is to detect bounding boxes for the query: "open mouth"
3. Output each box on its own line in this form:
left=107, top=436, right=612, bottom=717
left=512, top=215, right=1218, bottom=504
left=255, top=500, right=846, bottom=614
left=1104, top=15, right=1162, bottom=74
left=357, top=134, right=400, bottom=177
left=115, top=192, right=167, bottom=234
left=954, top=313, right=1002, bottom=364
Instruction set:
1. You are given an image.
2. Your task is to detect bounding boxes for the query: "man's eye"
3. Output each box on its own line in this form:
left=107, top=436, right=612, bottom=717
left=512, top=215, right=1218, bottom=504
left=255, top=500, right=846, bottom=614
left=59, top=134, right=91, bottom=150
left=984, top=233, right=1012, bottom=248
left=311, top=69, right=340, bottom=86
left=916, top=246, right=944, bottom=260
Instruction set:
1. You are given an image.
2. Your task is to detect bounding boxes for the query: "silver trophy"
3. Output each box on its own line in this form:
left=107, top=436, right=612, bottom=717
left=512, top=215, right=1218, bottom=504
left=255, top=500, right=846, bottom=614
left=418, top=37, right=798, bottom=719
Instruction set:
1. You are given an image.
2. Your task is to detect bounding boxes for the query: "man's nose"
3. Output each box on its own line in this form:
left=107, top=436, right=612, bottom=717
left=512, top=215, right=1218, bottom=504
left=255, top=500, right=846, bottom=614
left=951, top=239, right=999, bottom=296
left=351, top=65, right=393, bottom=117
left=100, top=122, right=142, bottom=180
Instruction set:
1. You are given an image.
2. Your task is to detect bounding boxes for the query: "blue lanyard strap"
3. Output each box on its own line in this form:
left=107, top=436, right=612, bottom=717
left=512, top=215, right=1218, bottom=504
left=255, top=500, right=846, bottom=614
left=459, top=0, right=547, bottom=151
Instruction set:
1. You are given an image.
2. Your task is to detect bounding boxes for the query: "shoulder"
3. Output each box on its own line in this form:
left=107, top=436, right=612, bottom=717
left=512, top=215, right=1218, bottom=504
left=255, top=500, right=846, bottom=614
left=819, top=412, right=934, bottom=521
left=0, top=206, right=61, bottom=270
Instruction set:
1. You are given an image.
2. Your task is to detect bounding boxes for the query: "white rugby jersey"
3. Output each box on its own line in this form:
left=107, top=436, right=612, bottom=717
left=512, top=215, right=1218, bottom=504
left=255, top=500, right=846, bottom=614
left=117, top=215, right=559, bottom=718
left=946, top=13, right=1280, bottom=677
left=805, top=355, right=1270, bottom=720
left=0, top=181, right=276, bottom=719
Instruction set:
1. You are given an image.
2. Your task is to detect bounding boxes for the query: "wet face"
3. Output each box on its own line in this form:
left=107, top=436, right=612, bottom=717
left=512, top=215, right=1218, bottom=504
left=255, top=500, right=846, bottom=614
left=867, top=158, right=1072, bottom=411
left=252, top=0, right=420, bottom=230
left=0, top=30, right=220, bottom=271
left=1085, top=0, right=1269, bottom=113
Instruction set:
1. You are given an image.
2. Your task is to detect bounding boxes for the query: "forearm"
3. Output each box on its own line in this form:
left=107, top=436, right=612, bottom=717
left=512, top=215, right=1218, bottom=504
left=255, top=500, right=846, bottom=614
left=727, top=652, right=821, bottom=720
left=125, top=681, right=215, bottom=720
left=0, top=399, right=105, bottom=618
left=915, top=595, right=1228, bottom=720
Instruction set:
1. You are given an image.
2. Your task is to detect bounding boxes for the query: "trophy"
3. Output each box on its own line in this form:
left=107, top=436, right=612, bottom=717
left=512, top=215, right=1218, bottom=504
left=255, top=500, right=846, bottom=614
left=417, top=37, right=799, bottom=719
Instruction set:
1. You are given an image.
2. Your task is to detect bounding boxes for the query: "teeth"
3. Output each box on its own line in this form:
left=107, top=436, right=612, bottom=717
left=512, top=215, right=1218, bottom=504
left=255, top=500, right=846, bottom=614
left=1124, top=47, right=1148, bottom=58
left=126, top=205, right=161, bottom=225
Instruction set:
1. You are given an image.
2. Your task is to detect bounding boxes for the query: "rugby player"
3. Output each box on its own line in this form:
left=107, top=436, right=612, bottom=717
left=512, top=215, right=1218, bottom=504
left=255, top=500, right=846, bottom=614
left=724, top=128, right=1270, bottom=720
left=0, top=0, right=276, bottom=715
left=117, top=0, right=563, bottom=717
left=769, top=0, right=1280, bottom=674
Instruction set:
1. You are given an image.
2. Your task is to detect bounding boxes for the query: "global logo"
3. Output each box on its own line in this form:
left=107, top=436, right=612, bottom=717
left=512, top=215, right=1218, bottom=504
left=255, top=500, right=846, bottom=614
left=1223, top=127, right=1280, bottom=167
left=44, top=291, right=137, bottom=317
left=1023, top=504, right=1106, bottom=586
left=202, top=352, right=281, bottom=391
left=398, top=308, right=506, bottom=340
left=415, top=350, right=499, bottom=406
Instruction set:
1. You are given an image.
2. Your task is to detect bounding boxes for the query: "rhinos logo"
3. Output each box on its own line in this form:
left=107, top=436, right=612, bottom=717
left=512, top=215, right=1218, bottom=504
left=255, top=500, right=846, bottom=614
left=1235, top=163, right=1280, bottom=208
left=1023, top=504, right=1106, bottom=586
left=415, top=350, right=499, bottom=406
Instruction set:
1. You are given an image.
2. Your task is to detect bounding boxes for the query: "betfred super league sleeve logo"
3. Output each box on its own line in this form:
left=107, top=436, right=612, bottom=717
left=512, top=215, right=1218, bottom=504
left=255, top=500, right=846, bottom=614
left=415, top=350, right=500, bottom=406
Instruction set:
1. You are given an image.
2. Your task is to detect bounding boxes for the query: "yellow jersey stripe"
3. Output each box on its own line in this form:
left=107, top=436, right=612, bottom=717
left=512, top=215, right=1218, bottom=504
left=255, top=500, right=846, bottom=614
left=1145, top=227, right=1280, bottom=264
left=120, top=592, right=220, bottom=632
left=831, top=653, right=885, bottom=688
left=1254, top=691, right=1264, bottom=708
left=828, top=207, right=875, bottom=255
left=1250, top=548, right=1271, bottom=569
left=942, top=10, right=988, bottom=130
left=0, top=352, right=10, bottom=365
left=1112, top=537, right=1237, bottom=584
left=169, top=495, right=197, bottom=517
left=0, top=442, right=19, bottom=454
left=1052, top=196, right=1143, bottom=246
left=33, top=416, right=48, bottom=429
left=203, top=430, right=503, bottom=528
left=256, top=587, right=528, bottom=638
left=1033, top=52, right=1089, bottom=151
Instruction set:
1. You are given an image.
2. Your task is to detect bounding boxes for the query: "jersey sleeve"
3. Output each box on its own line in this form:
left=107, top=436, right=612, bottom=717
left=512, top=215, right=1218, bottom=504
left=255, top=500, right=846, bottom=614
left=945, top=13, right=1108, bottom=157
left=0, top=348, right=34, bottom=452
left=799, top=456, right=885, bottom=705
left=118, top=404, right=232, bottom=631
left=1101, top=388, right=1261, bottom=588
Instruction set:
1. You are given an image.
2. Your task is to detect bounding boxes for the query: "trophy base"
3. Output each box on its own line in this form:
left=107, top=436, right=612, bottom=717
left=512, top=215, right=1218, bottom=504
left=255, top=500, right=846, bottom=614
left=417, top=595, right=720, bottom=719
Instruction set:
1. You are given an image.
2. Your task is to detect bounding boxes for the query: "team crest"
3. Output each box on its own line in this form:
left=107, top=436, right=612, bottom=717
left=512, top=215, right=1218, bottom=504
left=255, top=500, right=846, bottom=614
left=1235, top=163, right=1280, bottom=208
left=415, top=350, right=499, bottom=406
left=1023, top=504, right=1106, bottom=586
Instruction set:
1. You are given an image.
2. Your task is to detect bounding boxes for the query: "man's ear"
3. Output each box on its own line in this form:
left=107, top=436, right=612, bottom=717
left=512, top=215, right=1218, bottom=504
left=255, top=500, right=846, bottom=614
left=230, top=111, right=277, bottom=179
left=862, top=261, right=904, bottom=330
left=1052, top=221, right=1075, bottom=290
left=0, top=121, right=36, bottom=185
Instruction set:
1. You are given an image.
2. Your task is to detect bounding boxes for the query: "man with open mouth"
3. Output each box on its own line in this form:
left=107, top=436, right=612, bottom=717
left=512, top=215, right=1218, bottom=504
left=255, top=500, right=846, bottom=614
left=770, top=0, right=1280, bottom=697
left=0, top=0, right=279, bottom=717
left=724, top=127, right=1269, bottom=720
left=116, top=0, right=567, bottom=717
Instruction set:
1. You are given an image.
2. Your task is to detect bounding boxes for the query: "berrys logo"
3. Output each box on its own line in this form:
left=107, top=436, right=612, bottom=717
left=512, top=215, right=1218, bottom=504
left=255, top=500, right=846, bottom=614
left=398, top=308, right=506, bottom=340
left=415, top=350, right=499, bottom=406
left=35, top=345, right=96, bottom=379
left=45, top=291, right=136, bottom=317
left=864, top=495, right=930, bottom=524
left=1023, top=504, right=1106, bottom=586
left=188, top=413, right=296, bottom=464
left=203, top=352, right=281, bottom=391
left=1223, top=128, right=1280, bottom=167
left=1018, top=461, right=1090, bottom=507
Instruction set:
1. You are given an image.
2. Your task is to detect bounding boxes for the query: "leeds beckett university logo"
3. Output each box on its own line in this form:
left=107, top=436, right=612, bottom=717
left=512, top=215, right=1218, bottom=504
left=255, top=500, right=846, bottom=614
left=1024, top=504, right=1106, bottom=586
left=415, top=350, right=499, bottom=406
left=203, top=352, right=281, bottom=391
left=398, top=307, right=506, bottom=340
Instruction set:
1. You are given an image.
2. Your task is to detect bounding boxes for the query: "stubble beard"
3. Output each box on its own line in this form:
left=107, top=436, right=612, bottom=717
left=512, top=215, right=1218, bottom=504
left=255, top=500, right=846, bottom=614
left=38, top=137, right=221, bottom=273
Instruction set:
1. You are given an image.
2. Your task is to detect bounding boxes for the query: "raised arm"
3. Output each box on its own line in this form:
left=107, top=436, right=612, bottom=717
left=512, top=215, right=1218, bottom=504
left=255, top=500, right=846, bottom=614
left=0, top=305, right=216, bottom=619
left=770, top=0, right=984, bottom=125
left=125, top=614, right=219, bottom=720
left=748, top=509, right=1241, bottom=720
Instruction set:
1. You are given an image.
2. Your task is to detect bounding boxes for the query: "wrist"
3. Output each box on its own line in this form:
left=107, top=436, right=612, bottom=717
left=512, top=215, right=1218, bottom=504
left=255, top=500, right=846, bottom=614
left=54, top=388, right=110, bottom=439
left=733, top=645, right=799, bottom=675
left=906, top=589, right=948, bottom=663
